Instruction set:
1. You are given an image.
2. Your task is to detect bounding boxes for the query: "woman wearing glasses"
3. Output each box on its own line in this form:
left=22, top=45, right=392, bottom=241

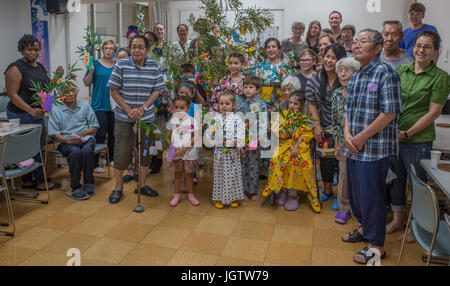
left=389, top=31, right=450, bottom=243
left=83, top=40, right=117, bottom=173
left=172, top=24, right=191, bottom=59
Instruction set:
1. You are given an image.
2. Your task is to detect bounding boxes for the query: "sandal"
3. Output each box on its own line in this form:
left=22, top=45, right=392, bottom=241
left=353, top=247, right=386, bottom=265
left=65, top=189, right=89, bottom=201
left=169, top=195, right=180, bottom=207
left=122, top=175, right=135, bottom=183
left=214, top=201, right=224, bottom=209
left=134, top=185, right=159, bottom=197
left=109, top=190, right=123, bottom=204
left=188, top=194, right=200, bottom=206
left=342, top=229, right=367, bottom=243
left=230, top=201, right=238, bottom=208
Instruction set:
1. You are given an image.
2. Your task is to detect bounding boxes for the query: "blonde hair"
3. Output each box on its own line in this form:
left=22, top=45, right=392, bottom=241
left=102, top=40, right=117, bottom=52
left=319, top=33, right=336, bottom=44
left=218, top=89, right=237, bottom=111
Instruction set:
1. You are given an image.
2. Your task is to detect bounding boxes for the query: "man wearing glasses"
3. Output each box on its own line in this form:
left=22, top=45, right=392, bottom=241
left=107, top=35, right=166, bottom=204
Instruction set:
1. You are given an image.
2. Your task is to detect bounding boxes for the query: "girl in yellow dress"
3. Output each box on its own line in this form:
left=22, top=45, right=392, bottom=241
left=262, top=91, right=321, bottom=213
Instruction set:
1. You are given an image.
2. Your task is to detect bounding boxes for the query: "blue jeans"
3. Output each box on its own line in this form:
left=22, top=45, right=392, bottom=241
left=6, top=110, right=45, bottom=185
left=347, top=157, right=390, bottom=247
left=94, top=111, right=114, bottom=167
left=388, top=142, right=432, bottom=212
left=57, top=138, right=95, bottom=191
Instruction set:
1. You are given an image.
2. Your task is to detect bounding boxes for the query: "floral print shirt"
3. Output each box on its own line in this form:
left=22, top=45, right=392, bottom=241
left=252, top=59, right=295, bottom=86
left=331, top=87, right=347, bottom=145
left=210, top=74, right=245, bottom=111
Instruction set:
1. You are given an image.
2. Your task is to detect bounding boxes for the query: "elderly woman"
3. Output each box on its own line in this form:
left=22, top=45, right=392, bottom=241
left=252, top=38, right=295, bottom=107
left=281, top=21, right=309, bottom=70
left=5, top=34, right=61, bottom=191
left=332, top=56, right=361, bottom=224
left=305, top=44, right=346, bottom=207
left=388, top=31, right=450, bottom=243
left=305, top=20, right=322, bottom=54
left=280, top=75, right=301, bottom=111
left=172, top=24, right=191, bottom=58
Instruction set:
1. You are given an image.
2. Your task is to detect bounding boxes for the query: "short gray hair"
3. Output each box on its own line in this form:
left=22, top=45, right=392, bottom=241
left=292, top=21, right=305, bottom=30
left=358, top=29, right=384, bottom=47
left=382, top=21, right=403, bottom=32
left=281, top=76, right=301, bottom=90
left=335, top=56, right=361, bottom=73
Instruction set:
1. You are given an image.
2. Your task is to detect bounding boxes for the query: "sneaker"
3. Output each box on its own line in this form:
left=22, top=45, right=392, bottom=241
left=230, top=201, right=238, bottom=208
left=332, top=198, right=339, bottom=210
left=321, top=192, right=335, bottom=201
left=188, top=193, right=200, bottom=206
left=335, top=212, right=351, bottom=224
left=215, top=201, right=224, bottom=209
left=169, top=194, right=181, bottom=207
left=94, top=167, right=105, bottom=173
left=84, top=184, right=96, bottom=197
left=276, top=190, right=288, bottom=206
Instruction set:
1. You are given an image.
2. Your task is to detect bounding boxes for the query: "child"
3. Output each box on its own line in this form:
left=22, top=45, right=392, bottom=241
left=262, top=91, right=321, bottom=213
left=237, top=76, right=267, bottom=201
left=166, top=96, right=200, bottom=207
left=212, top=90, right=246, bottom=208
left=179, top=63, right=207, bottom=104
left=315, top=54, right=323, bottom=72
left=210, top=53, right=246, bottom=112
left=280, top=76, right=301, bottom=111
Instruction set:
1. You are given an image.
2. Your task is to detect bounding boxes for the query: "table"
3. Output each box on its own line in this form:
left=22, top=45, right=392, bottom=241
left=0, top=124, right=41, bottom=139
left=433, top=114, right=450, bottom=152
left=420, top=159, right=450, bottom=198
left=0, top=112, right=7, bottom=120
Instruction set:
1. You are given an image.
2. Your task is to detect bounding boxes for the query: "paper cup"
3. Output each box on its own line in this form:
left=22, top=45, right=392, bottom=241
left=2, top=122, right=13, bottom=131
left=9, top=118, right=20, bottom=128
left=430, top=150, right=441, bottom=167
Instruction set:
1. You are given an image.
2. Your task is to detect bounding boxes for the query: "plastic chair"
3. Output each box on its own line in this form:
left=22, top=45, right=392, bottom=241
left=0, top=126, right=49, bottom=204
left=398, top=164, right=450, bottom=265
left=0, top=139, right=15, bottom=236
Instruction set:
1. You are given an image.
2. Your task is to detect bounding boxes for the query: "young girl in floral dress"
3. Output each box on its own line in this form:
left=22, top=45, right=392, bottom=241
left=262, top=91, right=321, bottom=212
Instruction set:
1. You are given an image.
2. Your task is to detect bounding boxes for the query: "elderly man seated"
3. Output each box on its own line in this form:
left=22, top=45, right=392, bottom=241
left=48, top=84, right=99, bottom=200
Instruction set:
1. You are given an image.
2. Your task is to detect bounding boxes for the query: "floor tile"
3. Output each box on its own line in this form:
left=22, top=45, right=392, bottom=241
left=43, top=232, right=100, bottom=255
left=14, top=208, right=57, bottom=226
left=104, top=222, right=154, bottom=242
left=38, top=211, right=88, bottom=231
left=215, top=256, right=263, bottom=266
left=276, top=210, right=317, bottom=228
left=221, top=237, right=269, bottom=262
left=206, top=204, right=246, bottom=220
left=0, top=245, right=37, bottom=266
left=93, top=204, right=136, bottom=220
left=167, top=250, right=219, bottom=266
left=311, top=246, right=358, bottom=266
left=8, top=227, right=64, bottom=250
left=120, top=244, right=177, bottom=266
left=124, top=208, right=170, bottom=225
left=83, top=238, right=137, bottom=264
left=180, top=231, right=229, bottom=255
left=142, top=226, right=191, bottom=249
left=241, top=206, right=279, bottom=224
left=159, top=212, right=204, bottom=230
left=232, top=220, right=275, bottom=241
left=194, top=216, right=239, bottom=235
left=63, top=200, right=108, bottom=216
left=271, top=225, right=313, bottom=246
left=265, top=242, right=312, bottom=266
left=21, top=251, right=70, bottom=266
left=70, top=217, right=120, bottom=237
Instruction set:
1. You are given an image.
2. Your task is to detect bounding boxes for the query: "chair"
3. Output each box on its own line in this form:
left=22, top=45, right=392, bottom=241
left=398, top=164, right=450, bottom=265
left=47, top=143, right=111, bottom=179
left=0, top=126, right=50, bottom=204
left=0, top=139, right=15, bottom=236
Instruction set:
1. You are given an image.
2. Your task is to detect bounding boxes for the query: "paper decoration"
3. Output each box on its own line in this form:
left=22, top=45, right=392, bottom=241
left=240, top=25, right=246, bottom=36
left=166, top=144, right=176, bottom=162
left=231, top=30, right=241, bottom=43
left=368, top=83, right=378, bottom=92
left=43, top=93, right=55, bottom=112
left=155, top=140, right=163, bottom=150
left=149, top=146, right=157, bottom=155
left=249, top=138, right=258, bottom=151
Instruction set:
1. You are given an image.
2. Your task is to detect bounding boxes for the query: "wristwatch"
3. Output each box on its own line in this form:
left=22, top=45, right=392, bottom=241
left=143, top=104, right=151, bottom=112
left=404, top=131, right=412, bottom=139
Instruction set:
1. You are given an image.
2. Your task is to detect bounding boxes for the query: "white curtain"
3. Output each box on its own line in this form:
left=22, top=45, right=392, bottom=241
left=152, top=1, right=169, bottom=41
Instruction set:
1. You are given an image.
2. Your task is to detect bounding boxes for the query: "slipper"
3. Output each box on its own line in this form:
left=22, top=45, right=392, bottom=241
left=65, top=189, right=89, bottom=201
left=353, top=247, right=386, bottom=264
left=36, top=183, right=61, bottom=191
left=122, top=175, right=135, bottom=183
left=109, top=190, right=123, bottom=204
left=342, top=229, right=367, bottom=243
left=134, top=185, right=159, bottom=197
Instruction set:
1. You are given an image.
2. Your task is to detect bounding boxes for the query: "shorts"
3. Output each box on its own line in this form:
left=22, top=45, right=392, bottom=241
left=114, top=120, right=154, bottom=170
left=170, top=159, right=198, bottom=173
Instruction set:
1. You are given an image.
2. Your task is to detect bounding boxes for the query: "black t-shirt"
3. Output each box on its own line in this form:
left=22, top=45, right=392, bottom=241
left=5, top=59, right=49, bottom=113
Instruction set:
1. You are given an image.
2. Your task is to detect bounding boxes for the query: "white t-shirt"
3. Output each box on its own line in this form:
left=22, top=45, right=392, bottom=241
left=166, top=115, right=199, bottom=161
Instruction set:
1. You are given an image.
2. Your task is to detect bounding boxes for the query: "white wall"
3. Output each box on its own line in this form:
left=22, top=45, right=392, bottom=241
left=0, top=0, right=32, bottom=92
left=419, top=0, right=450, bottom=73
left=166, top=0, right=409, bottom=43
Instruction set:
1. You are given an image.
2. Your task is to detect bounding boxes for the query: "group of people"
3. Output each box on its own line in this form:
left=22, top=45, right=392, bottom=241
left=4, top=2, right=450, bottom=265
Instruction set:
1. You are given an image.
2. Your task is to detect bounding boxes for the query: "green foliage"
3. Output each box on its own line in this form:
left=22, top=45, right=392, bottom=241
left=76, top=26, right=103, bottom=57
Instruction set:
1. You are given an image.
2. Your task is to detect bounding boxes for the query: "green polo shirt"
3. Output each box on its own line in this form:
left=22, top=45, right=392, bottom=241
left=396, top=62, right=450, bottom=143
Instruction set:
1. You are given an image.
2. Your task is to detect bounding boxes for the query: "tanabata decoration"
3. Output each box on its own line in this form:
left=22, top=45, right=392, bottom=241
left=76, top=26, right=103, bottom=69
left=133, top=9, right=147, bottom=34
left=135, top=120, right=170, bottom=157
left=29, top=62, right=81, bottom=112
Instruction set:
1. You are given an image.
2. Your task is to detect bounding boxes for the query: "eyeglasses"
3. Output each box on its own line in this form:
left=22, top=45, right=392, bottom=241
left=103, top=47, right=115, bottom=51
left=414, top=44, right=434, bottom=51
left=300, top=59, right=313, bottom=63
left=337, top=67, right=355, bottom=73
left=130, top=45, right=146, bottom=50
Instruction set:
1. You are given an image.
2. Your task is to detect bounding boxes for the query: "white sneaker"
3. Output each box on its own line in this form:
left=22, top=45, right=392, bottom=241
left=94, top=167, right=105, bottom=173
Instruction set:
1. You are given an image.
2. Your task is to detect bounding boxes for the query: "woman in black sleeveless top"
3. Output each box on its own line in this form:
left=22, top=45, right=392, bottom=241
left=4, top=34, right=61, bottom=190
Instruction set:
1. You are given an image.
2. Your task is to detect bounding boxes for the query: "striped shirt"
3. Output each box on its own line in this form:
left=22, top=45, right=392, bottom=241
left=343, top=57, right=402, bottom=162
left=107, top=56, right=166, bottom=123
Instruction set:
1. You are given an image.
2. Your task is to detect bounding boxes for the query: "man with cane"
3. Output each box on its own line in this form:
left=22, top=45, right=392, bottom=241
left=107, top=35, right=166, bottom=205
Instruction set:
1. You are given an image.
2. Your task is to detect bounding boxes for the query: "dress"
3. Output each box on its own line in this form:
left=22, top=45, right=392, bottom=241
left=252, top=59, right=295, bottom=105
left=212, top=113, right=246, bottom=205
left=264, top=110, right=319, bottom=209
left=210, top=74, right=245, bottom=111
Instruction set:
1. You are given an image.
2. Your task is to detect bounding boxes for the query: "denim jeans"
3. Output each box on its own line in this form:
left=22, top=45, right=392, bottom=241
left=388, top=141, right=432, bottom=212
left=94, top=111, right=114, bottom=167
left=6, top=110, right=45, bottom=185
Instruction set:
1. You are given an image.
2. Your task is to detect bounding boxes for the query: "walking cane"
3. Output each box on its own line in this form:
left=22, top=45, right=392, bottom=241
left=134, top=124, right=144, bottom=213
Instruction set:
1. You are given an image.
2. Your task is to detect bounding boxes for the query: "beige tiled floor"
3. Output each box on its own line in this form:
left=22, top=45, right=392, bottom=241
left=0, top=156, right=439, bottom=266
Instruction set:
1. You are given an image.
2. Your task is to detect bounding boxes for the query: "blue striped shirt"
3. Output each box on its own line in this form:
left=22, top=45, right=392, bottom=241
left=107, top=56, right=166, bottom=123
left=343, top=57, right=402, bottom=162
